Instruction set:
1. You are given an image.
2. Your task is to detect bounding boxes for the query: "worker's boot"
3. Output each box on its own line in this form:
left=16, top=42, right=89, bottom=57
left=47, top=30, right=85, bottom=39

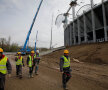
left=28, top=74, right=31, bottom=78
left=16, top=72, right=19, bottom=77
left=19, top=75, right=22, bottom=79
left=31, top=74, right=34, bottom=78
left=64, top=87, right=68, bottom=90
left=63, top=84, right=68, bottom=90
left=35, top=72, right=39, bottom=75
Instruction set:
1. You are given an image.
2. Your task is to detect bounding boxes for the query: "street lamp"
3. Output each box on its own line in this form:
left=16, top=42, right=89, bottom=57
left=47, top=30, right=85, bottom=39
left=50, top=14, right=54, bottom=50
left=90, top=0, right=94, bottom=8
left=55, top=13, right=73, bottom=29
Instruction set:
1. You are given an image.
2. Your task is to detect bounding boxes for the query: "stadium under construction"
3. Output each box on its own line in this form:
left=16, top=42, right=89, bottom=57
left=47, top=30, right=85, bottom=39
left=64, top=0, right=108, bottom=46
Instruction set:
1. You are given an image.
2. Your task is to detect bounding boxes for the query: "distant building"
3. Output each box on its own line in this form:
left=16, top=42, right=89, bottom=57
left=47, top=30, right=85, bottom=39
left=64, top=0, right=108, bottom=46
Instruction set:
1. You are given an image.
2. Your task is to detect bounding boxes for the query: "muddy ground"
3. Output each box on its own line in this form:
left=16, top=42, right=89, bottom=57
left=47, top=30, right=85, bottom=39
left=5, top=42, right=108, bottom=90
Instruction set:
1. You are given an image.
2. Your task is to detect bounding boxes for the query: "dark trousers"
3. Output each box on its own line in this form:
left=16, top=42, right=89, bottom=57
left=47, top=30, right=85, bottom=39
left=62, top=72, right=71, bottom=88
left=16, top=65, right=22, bottom=76
left=0, top=76, right=5, bottom=90
left=29, top=66, right=34, bottom=75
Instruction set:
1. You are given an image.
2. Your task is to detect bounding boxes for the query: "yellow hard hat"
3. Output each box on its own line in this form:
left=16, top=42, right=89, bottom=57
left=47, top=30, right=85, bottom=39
left=17, top=52, right=21, bottom=55
left=31, top=50, right=35, bottom=54
left=0, top=48, right=3, bottom=53
left=64, top=50, right=69, bottom=54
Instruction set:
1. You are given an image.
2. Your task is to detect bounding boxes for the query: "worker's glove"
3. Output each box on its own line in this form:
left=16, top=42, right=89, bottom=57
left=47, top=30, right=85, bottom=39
left=8, top=74, right=11, bottom=78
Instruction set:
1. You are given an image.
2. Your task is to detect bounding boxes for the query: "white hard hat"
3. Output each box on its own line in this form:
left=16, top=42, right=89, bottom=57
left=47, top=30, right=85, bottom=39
left=36, top=50, right=39, bottom=53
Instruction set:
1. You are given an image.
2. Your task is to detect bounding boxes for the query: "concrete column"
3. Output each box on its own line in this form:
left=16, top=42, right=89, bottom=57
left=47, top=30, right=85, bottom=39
left=72, top=7, right=76, bottom=45
left=71, top=24, right=74, bottom=45
left=64, top=15, right=68, bottom=29
left=66, top=29, right=68, bottom=46
left=90, top=0, right=96, bottom=42
left=83, top=12, right=87, bottom=43
left=66, top=28, right=68, bottom=46
left=67, top=27, right=69, bottom=46
left=68, top=27, right=70, bottom=46
left=64, top=29, right=66, bottom=47
left=65, top=29, right=68, bottom=47
left=77, top=16, right=81, bottom=44
left=102, top=1, right=107, bottom=41
left=73, top=22, right=76, bottom=45
left=69, top=25, right=72, bottom=46
left=91, top=9, right=96, bottom=42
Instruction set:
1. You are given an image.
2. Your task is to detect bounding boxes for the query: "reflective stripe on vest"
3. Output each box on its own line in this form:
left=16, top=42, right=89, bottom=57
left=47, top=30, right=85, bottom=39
left=62, top=56, right=70, bottom=68
left=0, top=56, right=8, bottom=74
left=28, top=55, right=35, bottom=67
left=16, top=56, right=23, bottom=65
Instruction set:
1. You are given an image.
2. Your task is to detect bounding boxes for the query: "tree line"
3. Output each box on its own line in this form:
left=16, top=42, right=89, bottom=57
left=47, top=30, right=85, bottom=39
left=0, top=37, right=20, bottom=52
left=0, top=37, right=49, bottom=52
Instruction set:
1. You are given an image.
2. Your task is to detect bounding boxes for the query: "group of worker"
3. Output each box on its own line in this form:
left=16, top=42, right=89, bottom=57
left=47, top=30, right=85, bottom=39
left=15, top=50, right=40, bottom=79
left=0, top=47, right=71, bottom=90
left=0, top=48, right=40, bottom=90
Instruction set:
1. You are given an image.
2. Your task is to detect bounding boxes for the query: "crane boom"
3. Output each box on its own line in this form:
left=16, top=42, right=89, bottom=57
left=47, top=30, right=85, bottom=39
left=20, top=0, right=43, bottom=54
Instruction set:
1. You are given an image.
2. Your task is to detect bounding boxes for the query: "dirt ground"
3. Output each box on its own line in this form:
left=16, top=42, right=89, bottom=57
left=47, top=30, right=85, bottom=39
left=5, top=42, right=108, bottom=90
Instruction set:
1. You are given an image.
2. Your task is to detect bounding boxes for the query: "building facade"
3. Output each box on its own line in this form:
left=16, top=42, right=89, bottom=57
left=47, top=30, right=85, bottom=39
left=64, top=0, right=108, bottom=46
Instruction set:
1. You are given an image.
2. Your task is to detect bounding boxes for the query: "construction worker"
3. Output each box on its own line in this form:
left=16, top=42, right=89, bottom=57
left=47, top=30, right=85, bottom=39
left=27, top=50, right=35, bottom=78
left=15, top=52, right=24, bottom=79
left=60, top=50, right=71, bottom=90
left=0, top=48, right=12, bottom=90
left=34, top=50, right=40, bottom=75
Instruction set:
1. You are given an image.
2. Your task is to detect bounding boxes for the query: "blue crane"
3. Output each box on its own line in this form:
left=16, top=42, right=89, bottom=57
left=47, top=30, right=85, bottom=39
left=20, top=0, right=43, bottom=54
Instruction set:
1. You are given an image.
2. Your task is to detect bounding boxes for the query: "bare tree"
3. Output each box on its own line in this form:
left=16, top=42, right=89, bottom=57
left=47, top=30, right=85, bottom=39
left=0, top=38, right=6, bottom=49
left=7, top=36, right=11, bottom=51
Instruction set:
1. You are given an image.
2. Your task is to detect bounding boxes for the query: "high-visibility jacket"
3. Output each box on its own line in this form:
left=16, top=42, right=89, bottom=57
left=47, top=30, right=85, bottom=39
left=28, top=55, right=35, bottom=67
left=34, top=54, right=36, bottom=58
left=34, top=54, right=40, bottom=58
left=0, top=56, right=8, bottom=74
left=62, top=56, right=70, bottom=68
left=16, top=56, right=23, bottom=65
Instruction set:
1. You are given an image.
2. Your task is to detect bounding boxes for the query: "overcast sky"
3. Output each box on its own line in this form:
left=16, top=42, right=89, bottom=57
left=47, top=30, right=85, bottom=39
left=0, top=0, right=101, bottom=48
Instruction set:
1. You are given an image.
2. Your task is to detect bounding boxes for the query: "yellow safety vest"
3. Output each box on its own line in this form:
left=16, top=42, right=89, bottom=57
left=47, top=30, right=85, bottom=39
left=34, top=54, right=36, bottom=58
left=34, top=54, right=40, bottom=58
left=28, top=55, right=35, bottom=67
left=16, top=56, right=23, bottom=65
left=62, top=56, right=70, bottom=68
left=0, top=56, right=8, bottom=74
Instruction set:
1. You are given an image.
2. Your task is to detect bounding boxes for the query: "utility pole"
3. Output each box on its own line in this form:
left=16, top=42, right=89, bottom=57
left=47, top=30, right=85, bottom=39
left=50, top=14, right=54, bottom=49
left=35, top=31, right=38, bottom=53
left=90, top=0, right=94, bottom=8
